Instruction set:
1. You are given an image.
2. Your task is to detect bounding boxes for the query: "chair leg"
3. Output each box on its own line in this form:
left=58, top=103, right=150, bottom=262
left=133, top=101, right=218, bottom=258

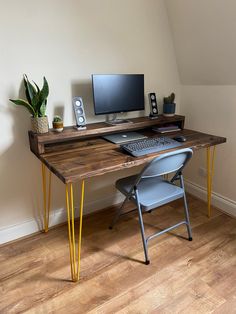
left=134, top=189, right=150, bottom=265
left=180, top=174, right=192, bottom=241
left=183, top=193, right=192, bottom=241
left=109, top=194, right=129, bottom=229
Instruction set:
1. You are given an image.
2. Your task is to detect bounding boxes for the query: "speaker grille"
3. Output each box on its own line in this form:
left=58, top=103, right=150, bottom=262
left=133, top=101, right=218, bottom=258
left=73, top=97, right=87, bottom=127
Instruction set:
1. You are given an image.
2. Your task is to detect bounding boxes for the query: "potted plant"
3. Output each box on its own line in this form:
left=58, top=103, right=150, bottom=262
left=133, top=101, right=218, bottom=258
left=9, top=74, right=49, bottom=133
left=163, top=92, right=176, bottom=117
left=52, top=115, right=64, bottom=132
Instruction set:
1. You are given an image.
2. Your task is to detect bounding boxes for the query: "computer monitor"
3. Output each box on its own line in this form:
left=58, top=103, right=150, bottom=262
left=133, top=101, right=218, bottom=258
left=92, top=74, right=144, bottom=124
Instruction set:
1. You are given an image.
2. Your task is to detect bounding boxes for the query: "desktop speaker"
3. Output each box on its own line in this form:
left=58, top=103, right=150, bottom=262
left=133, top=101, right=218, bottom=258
left=148, top=93, right=158, bottom=118
left=72, top=97, right=87, bottom=129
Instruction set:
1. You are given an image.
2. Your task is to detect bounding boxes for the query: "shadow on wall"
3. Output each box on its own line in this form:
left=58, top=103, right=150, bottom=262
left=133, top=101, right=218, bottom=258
left=71, top=79, right=104, bottom=122
left=53, top=105, right=65, bottom=121
left=0, top=79, right=144, bottom=229
left=0, top=82, right=65, bottom=228
left=0, top=103, right=43, bottom=227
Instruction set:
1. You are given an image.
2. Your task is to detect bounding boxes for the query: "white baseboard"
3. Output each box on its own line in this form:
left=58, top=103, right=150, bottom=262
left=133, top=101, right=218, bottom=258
left=0, top=193, right=124, bottom=245
left=185, top=179, right=236, bottom=218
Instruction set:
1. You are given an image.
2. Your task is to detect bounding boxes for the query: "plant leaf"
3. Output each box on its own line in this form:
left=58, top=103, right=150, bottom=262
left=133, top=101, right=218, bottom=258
left=31, top=92, right=40, bottom=113
left=23, top=74, right=37, bottom=106
left=39, top=99, right=47, bottom=117
left=23, top=76, right=31, bottom=104
left=40, top=77, right=49, bottom=101
left=37, top=77, right=49, bottom=116
left=9, top=98, right=36, bottom=116
left=33, top=80, right=40, bottom=93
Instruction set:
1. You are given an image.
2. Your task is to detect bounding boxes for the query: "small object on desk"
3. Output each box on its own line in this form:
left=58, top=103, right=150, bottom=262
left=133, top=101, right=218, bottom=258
left=121, top=136, right=182, bottom=157
left=10, top=74, right=50, bottom=134
left=103, top=131, right=147, bottom=144
left=52, top=115, right=64, bottom=132
left=74, top=125, right=87, bottom=130
left=148, top=92, right=159, bottom=118
left=152, top=125, right=181, bottom=133
left=163, top=92, right=176, bottom=117
left=72, top=96, right=87, bottom=130
left=149, top=114, right=159, bottom=120
left=173, top=135, right=187, bottom=142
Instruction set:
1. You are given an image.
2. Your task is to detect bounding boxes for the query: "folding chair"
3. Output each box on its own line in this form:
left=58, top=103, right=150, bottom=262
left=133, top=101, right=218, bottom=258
left=109, top=148, right=193, bottom=264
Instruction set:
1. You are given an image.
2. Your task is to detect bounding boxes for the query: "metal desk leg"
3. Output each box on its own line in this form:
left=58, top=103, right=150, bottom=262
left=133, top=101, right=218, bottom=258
left=41, top=162, right=52, bottom=232
left=65, top=180, right=85, bottom=282
left=206, top=146, right=216, bottom=218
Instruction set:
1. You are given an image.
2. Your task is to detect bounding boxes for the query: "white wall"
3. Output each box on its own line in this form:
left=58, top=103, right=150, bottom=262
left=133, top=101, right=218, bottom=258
left=0, top=0, right=180, bottom=243
left=181, top=86, right=233, bottom=202
left=166, top=0, right=236, bottom=85
left=166, top=0, right=236, bottom=216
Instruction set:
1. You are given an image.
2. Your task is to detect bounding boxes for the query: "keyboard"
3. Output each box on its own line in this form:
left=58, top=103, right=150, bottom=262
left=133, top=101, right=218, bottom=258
left=121, top=137, right=182, bottom=157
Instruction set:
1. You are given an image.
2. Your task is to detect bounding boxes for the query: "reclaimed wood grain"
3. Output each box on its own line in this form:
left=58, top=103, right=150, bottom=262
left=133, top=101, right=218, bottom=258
left=29, top=115, right=185, bottom=155
left=40, top=129, right=226, bottom=183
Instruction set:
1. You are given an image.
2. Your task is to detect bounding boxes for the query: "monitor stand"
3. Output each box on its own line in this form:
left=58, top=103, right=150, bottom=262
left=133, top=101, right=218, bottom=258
left=105, top=113, right=133, bottom=126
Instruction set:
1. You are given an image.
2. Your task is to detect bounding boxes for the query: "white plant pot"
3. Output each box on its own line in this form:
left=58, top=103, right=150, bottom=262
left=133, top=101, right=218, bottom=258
left=52, top=121, right=64, bottom=132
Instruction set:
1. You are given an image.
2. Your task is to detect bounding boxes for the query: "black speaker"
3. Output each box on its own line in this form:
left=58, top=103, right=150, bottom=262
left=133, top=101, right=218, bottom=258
left=72, top=97, right=87, bottom=130
left=148, top=93, right=158, bottom=118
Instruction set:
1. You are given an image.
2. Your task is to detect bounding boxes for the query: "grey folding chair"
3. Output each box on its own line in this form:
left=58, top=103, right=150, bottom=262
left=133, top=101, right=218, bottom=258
left=109, top=148, right=193, bottom=265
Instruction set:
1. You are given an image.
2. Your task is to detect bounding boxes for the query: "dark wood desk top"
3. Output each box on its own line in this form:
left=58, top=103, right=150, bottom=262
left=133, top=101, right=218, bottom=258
left=39, top=129, right=226, bottom=184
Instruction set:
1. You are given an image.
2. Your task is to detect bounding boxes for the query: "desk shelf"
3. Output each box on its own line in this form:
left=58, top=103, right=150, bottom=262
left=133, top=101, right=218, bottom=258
left=29, top=115, right=185, bottom=155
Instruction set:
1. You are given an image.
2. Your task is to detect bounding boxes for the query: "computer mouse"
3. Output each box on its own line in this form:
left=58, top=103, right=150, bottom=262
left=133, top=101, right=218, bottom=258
left=173, top=135, right=187, bottom=142
left=122, top=134, right=127, bottom=138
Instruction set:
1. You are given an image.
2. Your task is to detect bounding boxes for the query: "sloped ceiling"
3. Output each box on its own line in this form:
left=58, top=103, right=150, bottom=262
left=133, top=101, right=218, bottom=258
left=166, top=0, right=236, bottom=85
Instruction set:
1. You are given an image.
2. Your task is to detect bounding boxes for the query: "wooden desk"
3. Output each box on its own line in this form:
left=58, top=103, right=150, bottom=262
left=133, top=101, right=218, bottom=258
left=29, top=115, right=226, bottom=282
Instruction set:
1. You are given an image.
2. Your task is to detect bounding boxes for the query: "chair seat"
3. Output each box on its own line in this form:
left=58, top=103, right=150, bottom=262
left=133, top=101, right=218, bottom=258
left=116, top=175, right=184, bottom=211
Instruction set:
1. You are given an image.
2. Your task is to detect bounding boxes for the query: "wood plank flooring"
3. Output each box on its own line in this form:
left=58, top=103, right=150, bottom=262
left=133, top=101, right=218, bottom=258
left=0, top=195, right=236, bottom=314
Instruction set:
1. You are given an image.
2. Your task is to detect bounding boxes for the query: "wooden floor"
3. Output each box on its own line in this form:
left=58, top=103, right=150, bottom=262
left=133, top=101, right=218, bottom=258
left=1, top=195, right=236, bottom=314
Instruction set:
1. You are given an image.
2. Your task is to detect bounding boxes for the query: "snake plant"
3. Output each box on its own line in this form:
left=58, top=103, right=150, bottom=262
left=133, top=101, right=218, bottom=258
left=9, top=74, right=49, bottom=118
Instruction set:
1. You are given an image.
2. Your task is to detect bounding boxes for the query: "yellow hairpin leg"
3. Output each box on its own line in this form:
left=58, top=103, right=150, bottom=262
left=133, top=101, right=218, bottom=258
left=65, top=180, right=85, bottom=282
left=206, top=146, right=216, bottom=218
left=41, top=162, right=52, bottom=232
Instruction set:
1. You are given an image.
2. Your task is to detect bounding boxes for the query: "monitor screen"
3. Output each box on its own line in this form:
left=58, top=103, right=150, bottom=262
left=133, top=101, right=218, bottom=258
left=92, top=74, right=145, bottom=115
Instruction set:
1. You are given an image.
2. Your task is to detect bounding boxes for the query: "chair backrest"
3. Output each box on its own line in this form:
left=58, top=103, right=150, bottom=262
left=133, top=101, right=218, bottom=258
left=135, top=148, right=193, bottom=184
